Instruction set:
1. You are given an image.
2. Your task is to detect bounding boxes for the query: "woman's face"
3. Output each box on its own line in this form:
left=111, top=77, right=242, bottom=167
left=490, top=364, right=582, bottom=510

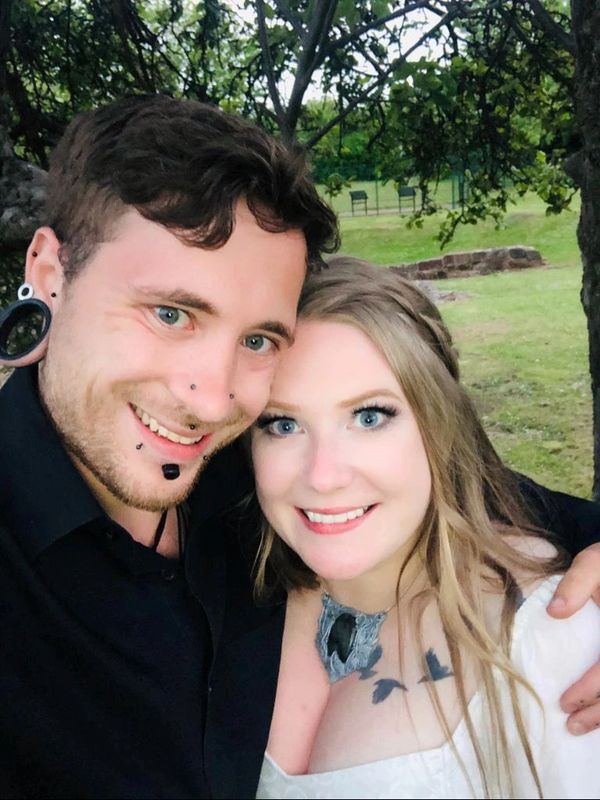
left=251, top=319, right=432, bottom=582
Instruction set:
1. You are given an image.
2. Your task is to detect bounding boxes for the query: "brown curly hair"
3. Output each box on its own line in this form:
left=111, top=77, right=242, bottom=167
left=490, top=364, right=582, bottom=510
left=46, top=94, right=339, bottom=276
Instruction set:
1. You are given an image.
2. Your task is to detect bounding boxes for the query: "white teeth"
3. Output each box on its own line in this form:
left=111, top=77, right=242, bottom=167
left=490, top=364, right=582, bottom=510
left=133, top=405, right=203, bottom=446
left=304, top=507, right=370, bottom=524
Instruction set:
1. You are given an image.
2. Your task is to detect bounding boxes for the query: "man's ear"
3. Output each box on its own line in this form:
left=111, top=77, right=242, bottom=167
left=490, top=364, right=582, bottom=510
left=0, top=228, right=65, bottom=368
left=25, top=227, right=66, bottom=305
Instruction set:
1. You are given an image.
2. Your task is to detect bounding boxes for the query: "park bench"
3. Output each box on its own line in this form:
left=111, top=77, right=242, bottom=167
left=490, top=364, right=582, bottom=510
left=398, top=185, right=417, bottom=212
left=349, top=189, right=368, bottom=215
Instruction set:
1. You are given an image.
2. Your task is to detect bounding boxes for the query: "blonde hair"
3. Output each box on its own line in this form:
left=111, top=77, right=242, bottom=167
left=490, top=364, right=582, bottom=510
left=253, top=256, right=568, bottom=797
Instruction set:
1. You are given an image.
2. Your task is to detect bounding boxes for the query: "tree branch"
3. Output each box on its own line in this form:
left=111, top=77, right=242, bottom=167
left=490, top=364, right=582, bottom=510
left=305, top=4, right=462, bottom=148
left=284, top=0, right=338, bottom=136
left=255, top=0, right=286, bottom=127
left=272, top=0, right=303, bottom=36
left=331, top=0, right=431, bottom=51
left=527, top=0, right=575, bottom=55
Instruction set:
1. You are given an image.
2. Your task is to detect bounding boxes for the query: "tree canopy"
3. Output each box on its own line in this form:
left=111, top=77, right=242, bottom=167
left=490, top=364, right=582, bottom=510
left=5, top=1, right=600, bottom=492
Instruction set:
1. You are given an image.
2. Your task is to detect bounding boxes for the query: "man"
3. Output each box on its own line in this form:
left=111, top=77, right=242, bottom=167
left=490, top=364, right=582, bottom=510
left=0, top=94, right=336, bottom=798
left=0, top=94, right=599, bottom=799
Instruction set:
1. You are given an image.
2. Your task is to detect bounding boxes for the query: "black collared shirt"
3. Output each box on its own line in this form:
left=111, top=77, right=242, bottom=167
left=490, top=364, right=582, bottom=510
left=3, top=367, right=600, bottom=800
left=0, top=367, right=254, bottom=799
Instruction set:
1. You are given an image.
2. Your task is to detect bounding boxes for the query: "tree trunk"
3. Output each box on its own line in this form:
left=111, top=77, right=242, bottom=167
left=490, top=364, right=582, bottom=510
left=571, top=1, right=600, bottom=498
left=0, top=126, right=47, bottom=254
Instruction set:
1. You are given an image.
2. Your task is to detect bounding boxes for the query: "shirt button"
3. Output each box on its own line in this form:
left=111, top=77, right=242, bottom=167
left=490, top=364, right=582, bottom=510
left=160, top=569, right=176, bottom=581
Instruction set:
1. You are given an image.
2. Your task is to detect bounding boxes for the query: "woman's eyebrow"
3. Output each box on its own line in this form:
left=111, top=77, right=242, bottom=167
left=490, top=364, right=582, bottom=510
left=265, top=389, right=401, bottom=414
left=338, top=389, right=401, bottom=409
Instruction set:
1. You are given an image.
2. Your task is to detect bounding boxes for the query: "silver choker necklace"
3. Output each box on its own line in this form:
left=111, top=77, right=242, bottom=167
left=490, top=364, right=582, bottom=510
left=315, top=593, right=394, bottom=683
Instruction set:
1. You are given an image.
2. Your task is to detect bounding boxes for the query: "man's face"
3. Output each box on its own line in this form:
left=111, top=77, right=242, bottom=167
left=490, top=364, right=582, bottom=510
left=39, top=206, right=306, bottom=511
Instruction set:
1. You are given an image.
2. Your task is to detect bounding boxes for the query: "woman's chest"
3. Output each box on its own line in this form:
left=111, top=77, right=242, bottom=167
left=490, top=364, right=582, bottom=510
left=267, top=595, right=467, bottom=775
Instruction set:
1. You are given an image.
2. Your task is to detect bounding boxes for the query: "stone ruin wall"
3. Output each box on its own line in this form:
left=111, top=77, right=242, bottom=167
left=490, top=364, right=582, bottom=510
left=389, top=245, right=544, bottom=280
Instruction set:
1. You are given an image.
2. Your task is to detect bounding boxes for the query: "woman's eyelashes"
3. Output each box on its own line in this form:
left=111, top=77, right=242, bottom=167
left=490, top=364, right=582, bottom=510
left=255, top=414, right=301, bottom=437
left=256, top=404, right=399, bottom=438
left=352, top=404, right=398, bottom=430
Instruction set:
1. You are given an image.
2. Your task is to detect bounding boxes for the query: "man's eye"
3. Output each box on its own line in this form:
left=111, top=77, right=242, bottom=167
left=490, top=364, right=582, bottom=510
left=244, top=334, right=275, bottom=353
left=154, top=306, right=190, bottom=328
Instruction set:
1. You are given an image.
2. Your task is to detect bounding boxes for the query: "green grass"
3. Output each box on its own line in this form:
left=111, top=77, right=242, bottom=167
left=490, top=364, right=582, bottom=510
left=336, top=195, right=591, bottom=496
left=319, top=178, right=455, bottom=216
left=338, top=193, right=580, bottom=268
left=440, top=267, right=592, bottom=497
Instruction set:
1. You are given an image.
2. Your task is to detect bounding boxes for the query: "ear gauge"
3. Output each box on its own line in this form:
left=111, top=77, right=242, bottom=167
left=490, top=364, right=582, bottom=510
left=0, top=283, right=52, bottom=367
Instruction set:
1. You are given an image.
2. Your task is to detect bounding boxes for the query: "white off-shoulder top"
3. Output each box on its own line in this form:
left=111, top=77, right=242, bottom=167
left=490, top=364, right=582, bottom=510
left=256, top=576, right=600, bottom=799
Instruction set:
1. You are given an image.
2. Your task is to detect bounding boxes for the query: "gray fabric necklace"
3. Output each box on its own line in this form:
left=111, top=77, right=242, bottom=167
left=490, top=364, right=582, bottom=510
left=315, top=592, right=394, bottom=683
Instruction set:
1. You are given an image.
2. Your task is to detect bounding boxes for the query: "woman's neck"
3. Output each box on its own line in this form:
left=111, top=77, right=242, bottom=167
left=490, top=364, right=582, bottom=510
left=321, top=542, right=423, bottom=615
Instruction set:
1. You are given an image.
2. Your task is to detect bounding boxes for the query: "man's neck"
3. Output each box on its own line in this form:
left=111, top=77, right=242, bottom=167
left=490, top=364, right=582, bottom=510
left=71, top=455, right=180, bottom=556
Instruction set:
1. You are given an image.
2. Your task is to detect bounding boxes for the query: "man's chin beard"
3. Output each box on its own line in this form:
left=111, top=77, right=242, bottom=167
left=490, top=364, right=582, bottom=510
left=43, top=406, right=206, bottom=511
left=71, top=444, right=208, bottom=512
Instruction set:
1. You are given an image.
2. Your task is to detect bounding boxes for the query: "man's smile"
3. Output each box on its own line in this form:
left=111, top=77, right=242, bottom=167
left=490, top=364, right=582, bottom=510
left=131, top=403, right=204, bottom=445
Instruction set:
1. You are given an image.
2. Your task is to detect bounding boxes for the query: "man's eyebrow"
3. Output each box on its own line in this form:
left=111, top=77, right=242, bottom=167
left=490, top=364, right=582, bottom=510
left=135, top=287, right=293, bottom=344
left=259, top=321, right=294, bottom=346
left=135, top=287, right=218, bottom=315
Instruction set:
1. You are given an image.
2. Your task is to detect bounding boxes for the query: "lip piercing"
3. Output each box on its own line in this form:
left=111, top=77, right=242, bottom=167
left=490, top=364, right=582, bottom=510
left=162, top=463, right=180, bottom=480
left=203, top=455, right=209, bottom=461
left=136, top=443, right=143, bottom=450
left=190, top=384, right=197, bottom=390
left=229, top=393, right=235, bottom=400
left=51, top=292, right=57, bottom=298
left=32, top=251, right=38, bottom=257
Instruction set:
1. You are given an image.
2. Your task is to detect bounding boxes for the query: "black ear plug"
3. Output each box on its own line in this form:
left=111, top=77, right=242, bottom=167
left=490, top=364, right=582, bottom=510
left=162, top=464, right=180, bottom=480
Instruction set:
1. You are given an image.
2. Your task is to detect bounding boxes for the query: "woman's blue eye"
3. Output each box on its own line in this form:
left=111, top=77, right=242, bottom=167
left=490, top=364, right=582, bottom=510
left=256, top=416, right=299, bottom=436
left=244, top=334, right=274, bottom=354
left=354, top=406, right=396, bottom=429
left=270, top=418, right=298, bottom=436
left=155, top=306, right=189, bottom=328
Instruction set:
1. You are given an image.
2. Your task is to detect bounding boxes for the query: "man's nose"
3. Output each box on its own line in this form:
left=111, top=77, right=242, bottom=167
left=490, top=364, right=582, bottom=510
left=166, top=341, right=237, bottom=424
left=305, top=437, right=353, bottom=494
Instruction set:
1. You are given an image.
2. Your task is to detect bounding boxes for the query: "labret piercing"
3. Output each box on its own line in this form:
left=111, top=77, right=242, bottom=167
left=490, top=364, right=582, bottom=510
left=190, top=384, right=197, bottom=390
left=136, top=443, right=143, bottom=450
left=162, top=464, right=180, bottom=480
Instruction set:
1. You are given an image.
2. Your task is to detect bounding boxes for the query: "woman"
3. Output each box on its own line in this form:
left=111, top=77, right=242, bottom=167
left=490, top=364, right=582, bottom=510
left=250, top=257, right=600, bottom=799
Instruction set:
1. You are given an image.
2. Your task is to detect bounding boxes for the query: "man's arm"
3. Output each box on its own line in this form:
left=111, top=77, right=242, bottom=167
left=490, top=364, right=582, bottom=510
left=548, top=543, right=600, bottom=735
left=516, top=475, right=600, bottom=735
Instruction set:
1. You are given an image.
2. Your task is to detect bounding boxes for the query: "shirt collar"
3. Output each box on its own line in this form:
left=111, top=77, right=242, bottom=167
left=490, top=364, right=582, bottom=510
left=0, top=367, right=254, bottom=561
left=0, top=366, right=105, bottom=559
